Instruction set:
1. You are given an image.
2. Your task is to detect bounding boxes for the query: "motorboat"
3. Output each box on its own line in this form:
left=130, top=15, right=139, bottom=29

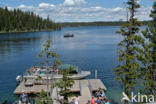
left=64, top=33, right=74, bottom=37
left=17, top=64, right=90, bottom=81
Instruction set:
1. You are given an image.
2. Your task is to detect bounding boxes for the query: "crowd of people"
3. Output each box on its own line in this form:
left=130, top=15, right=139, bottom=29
left=89, top=89, right=110, bottom=104
left=30, top=66, right=59, bottom=75
left=89, top=96, right=110, bottom=104
left=73, top=89, right=110, bottom=104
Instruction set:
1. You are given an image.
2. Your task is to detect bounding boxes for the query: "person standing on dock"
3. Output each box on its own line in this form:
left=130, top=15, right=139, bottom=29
left=96, top=97, right=102, bottom=104
left=91, top=97, right=95, bottom=104
left=101, top=91, right=105, bottom=97
left=19, top=91, right=28, bottom=104
left=74, top=95, right=79, bottom=104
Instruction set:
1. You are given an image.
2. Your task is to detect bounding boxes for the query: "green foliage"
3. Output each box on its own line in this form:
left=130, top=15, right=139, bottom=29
left=35, top=90, right=53, bottom=104
left=114, top=0, right=142, bottom=103
left=39, top=40, right=61, bottom=96
left=53, top=67, right=74, bottom=104
left=0, top=7, right=61, bottom=33
left=39, top=40, right=61, bottom=69
left=139, top=1, right=156, bottom=96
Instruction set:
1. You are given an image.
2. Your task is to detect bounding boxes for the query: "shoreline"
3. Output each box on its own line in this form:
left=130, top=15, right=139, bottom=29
left=0, top=29, right=61, bottom=34
left=0, top=25, right=147, bottom=34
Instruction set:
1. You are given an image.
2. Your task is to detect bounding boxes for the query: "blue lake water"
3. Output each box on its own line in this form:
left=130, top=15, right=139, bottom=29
left=0, top=26, right=127, bottom=103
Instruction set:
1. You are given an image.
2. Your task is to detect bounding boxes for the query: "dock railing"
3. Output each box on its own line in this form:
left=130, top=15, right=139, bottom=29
left=88, top=80, right=93, bottom=95
left=79, top=80, right=93, bottom=96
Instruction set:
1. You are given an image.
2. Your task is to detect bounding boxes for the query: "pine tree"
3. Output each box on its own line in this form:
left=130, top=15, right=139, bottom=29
left=35, top=90, right=53, bottom=104
left=39, top=40, right=61, bottom=96
left=114, top=0, right=142, bottom=103
left=139, top=1, right=156, bottom=96
left=54, top=67, right=74, bottom=104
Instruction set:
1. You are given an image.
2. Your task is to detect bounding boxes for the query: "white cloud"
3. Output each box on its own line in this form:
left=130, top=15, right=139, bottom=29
left=63, top=0, right=86, bottom=7
left=18, top=4, right=34, bottom=10
left=18, top=4, right=25, bottom=8
left=39, top=3, right=55, bottom=8
left=112, top=7, right=123, bottom=12
left=11, top=2, right=152, bottom=22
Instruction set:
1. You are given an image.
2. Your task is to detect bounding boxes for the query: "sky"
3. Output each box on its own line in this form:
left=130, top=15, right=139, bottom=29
left=0, top=0, right=155, bottom=22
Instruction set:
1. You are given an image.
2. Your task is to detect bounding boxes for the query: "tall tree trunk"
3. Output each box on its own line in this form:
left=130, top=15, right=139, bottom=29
left=46, top=55, right=49, bottom=97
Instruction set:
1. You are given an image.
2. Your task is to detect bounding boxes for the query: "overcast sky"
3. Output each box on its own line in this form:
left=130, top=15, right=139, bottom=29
left=0, top=0, right=155, bottom=22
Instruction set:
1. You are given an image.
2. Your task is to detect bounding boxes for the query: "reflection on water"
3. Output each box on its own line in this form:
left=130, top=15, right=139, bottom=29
left=0, top=37, right=40, bottom=55
left=0, top=26, right=123, bottom=103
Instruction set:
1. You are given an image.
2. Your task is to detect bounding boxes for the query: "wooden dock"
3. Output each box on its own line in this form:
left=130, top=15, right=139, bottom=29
left=52, top=79, right=107, bottom=104
left=70, top=79, right=107, bottom=92
left=14, top=79, right=106, bottom=95
left=14, top=79, right=106, bottom=104
left=14, top=80, right=51, bottom=95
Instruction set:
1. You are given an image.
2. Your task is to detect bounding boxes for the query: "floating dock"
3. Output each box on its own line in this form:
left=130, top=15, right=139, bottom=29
left=14, top=79, right=106, bottom=104
left=52, top=79, right=107, bottom=104
left=14, top=79, right=51, bottom=95
left=14, top=79, right=106, bottom=94
left=70, top=79, right=107, bottom=92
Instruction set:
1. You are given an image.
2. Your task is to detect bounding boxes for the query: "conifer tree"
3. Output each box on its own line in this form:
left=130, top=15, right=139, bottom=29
left=114, top=0, right=142, bottom=103
left=35, top=90, right=53, bottom=104
left=54, top=67, right=74, bottom=104
left=39, top=40, right=61, bottom=96
left=139, top=1, right=156, bottom=96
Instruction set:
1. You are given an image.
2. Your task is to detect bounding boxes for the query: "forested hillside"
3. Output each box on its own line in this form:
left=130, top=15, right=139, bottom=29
left=61, top=21, right=149, bottom=27
left=0, top=7, right=61, bottom=33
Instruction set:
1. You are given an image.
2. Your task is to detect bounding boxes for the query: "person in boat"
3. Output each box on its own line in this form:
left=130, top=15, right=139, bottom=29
left=32, top=66, right=37, bottom=73
left=91, top=97, right=95, bottom=104
left=54, top=68, right=59, bottom=73
left=19, top=91, right=28, bottom=104
left=74, top=95, right=79, bottom=104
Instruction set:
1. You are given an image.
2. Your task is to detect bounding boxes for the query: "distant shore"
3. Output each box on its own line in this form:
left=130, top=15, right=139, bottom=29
left=0, top=29, right=61, bottom=34
left=60, top=21, right=149, bottom=27
left=0, top=21, right=149, bottom=34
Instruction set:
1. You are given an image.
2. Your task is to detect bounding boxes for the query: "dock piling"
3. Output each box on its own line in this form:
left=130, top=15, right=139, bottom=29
left=95, top=69, right=98, bottom=79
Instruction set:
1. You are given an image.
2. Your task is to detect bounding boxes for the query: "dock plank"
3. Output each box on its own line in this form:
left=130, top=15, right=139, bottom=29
left=14, top=81, right=50, bottom=94
left=70, top=80, right=80, bottom=92
left=89, top=79, right=107, bottom=91
left=14, top=79, right=106, bottom=95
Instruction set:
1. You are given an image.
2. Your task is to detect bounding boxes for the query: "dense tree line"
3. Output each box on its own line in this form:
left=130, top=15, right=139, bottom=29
left=0, top=7, right=61, bottom=33
left=61, top=21, right=149, bottom=27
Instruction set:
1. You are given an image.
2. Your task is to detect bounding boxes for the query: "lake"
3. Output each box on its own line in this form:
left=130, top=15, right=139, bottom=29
left=0, top=26, right=124, bottom=103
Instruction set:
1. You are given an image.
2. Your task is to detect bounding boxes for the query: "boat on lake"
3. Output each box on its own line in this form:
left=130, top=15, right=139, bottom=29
left=64, top=33, right=74, bottom=37
left=16, top=64, right=91, bottom=83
